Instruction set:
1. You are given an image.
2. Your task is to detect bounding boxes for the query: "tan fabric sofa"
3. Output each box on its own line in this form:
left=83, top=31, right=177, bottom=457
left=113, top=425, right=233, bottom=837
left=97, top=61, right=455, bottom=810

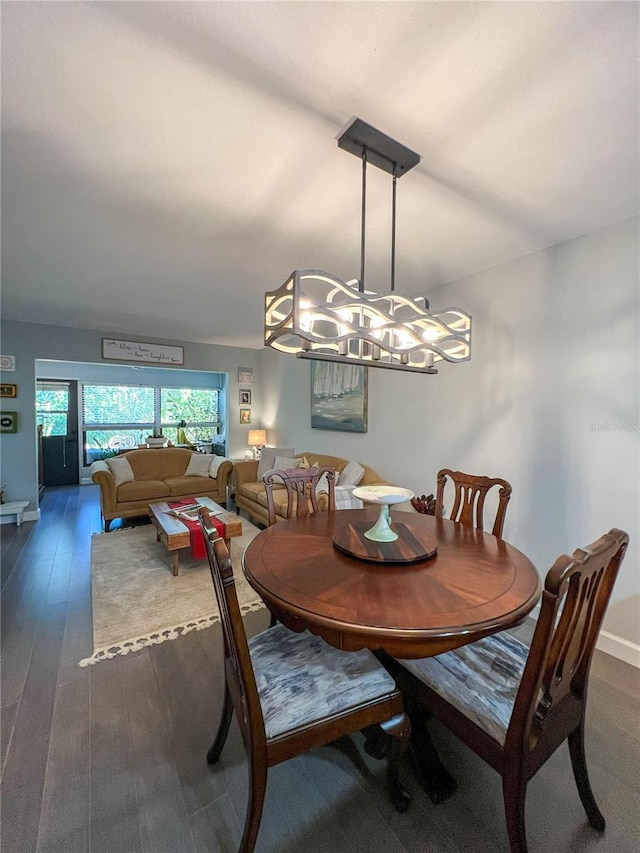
left=90, top=447, right=233, bottom=531
left=234, top=451, right=389, bottom=527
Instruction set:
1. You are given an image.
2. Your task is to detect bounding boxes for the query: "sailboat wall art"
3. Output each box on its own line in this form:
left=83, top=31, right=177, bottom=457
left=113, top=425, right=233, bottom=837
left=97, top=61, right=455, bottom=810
left=310, top=361, right=368, bottom=433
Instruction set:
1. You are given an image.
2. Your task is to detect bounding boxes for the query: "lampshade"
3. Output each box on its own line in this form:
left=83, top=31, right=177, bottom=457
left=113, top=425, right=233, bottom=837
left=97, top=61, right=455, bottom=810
left=264, top=118, right=471, bottom=375
left=248, top=429, right=266, bottom=447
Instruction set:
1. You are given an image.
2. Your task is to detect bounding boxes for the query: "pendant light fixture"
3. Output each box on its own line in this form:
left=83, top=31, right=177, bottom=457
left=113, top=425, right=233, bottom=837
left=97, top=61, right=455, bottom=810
left=264, top=118, right=472, bottom=374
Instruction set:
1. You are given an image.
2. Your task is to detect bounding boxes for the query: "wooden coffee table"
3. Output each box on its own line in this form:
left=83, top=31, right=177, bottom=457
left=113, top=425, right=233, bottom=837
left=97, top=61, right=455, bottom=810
left=148, top=497, right=242, bottom=576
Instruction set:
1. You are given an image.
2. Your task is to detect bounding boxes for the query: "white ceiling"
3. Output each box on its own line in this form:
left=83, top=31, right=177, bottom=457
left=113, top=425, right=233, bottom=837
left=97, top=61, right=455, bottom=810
left=1, top=2, right=638, bottom=349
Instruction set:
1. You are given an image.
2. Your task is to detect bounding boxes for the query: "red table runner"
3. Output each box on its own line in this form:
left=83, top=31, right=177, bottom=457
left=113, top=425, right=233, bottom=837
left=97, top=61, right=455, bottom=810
left=168, top=498, right=227, bottom=560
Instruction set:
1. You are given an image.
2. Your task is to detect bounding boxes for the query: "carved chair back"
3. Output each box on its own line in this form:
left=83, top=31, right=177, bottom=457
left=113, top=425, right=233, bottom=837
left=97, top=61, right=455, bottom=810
left=198, top=508, right=267, bottom=757
left=263, top=466, right=336, bottom=526
left=435, top=468, right=512, bottom=538
left=508, top=528, right=628, bottom=754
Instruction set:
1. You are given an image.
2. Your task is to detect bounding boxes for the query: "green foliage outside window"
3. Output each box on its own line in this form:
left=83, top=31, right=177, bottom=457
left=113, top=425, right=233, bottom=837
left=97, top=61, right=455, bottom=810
left=82, top=383, right=221, bottom=464
left=36, top=388, right=69, bottom=436
left=83, top=385, right=155, bottom=424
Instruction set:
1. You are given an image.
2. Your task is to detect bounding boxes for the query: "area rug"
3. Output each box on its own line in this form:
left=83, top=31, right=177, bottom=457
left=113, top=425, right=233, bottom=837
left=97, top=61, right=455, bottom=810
left=79, top=519, right=265, bottom=666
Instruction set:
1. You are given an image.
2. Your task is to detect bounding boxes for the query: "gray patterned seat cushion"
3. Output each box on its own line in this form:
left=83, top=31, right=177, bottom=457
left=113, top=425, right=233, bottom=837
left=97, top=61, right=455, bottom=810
left=249, top=624, right=397, bottom=740
left=398, top=631, right=530, bottom=745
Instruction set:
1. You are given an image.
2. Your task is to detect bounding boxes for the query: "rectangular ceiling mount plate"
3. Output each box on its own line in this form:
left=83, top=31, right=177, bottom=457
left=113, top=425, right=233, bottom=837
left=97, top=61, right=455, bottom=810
left=337, top=117, right=420, bottom=177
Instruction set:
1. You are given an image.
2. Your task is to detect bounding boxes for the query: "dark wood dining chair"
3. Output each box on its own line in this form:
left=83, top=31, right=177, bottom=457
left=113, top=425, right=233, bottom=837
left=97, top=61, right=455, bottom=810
left=387, top=527, right=629, bottom=853
left=435, top=468, right=512, bottom=538
left=198, top=507, right=411, bottom=853
left=263, top=465, right=336, bottom=527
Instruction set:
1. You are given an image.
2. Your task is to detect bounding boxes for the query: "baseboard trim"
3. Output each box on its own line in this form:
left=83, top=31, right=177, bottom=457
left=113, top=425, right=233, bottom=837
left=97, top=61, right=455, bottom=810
left=526, top=607, right=639, bottom=669
left=597, top=630, right=640, bottom=669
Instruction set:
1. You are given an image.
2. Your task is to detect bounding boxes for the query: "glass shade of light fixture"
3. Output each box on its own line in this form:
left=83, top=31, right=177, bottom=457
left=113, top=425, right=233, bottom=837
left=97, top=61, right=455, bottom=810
left=265, top=270, right=471, bottom=373
left=248, top=429, right=267, bottom=459
left=264, top=118, right=471, bottom=376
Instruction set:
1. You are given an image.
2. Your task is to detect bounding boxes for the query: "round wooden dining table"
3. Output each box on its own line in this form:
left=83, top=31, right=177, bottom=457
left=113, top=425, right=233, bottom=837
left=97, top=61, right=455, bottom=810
left=242, top=508, right=541, bottom=659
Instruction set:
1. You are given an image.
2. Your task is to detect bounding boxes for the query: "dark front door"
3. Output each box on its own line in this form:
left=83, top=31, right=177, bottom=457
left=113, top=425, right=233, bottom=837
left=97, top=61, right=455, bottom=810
left=37, top=380, right=80, bottom=486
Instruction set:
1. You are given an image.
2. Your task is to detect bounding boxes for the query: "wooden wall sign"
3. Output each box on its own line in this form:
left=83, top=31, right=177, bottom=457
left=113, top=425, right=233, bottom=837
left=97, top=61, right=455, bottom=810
left=102, top=338, right=184, bottom=366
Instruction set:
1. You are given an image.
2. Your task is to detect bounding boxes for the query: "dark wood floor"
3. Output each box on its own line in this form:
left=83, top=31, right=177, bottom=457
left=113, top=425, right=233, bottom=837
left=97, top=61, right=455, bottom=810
left=1, top=485, right=639, bottom=853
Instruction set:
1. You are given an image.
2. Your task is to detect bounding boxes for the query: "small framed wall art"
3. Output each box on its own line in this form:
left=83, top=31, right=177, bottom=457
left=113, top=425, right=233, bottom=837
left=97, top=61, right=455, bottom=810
left=239, top=389, right=252, bottom=405
left=0, top=384, right=17, bottom=398
left=238, top=368, right=253, bottom=384
left=0, top=411, right=18, bottom=433
left=0, top=355, right=16, bottom=372
left=239, top=408, right=251, bottom=424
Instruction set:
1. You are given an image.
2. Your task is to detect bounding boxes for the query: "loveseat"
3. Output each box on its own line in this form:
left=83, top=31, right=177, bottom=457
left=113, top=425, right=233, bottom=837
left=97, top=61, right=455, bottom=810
left=234, top=449, right=389, bottom=527
left=90, top=447, right=233, bottom=531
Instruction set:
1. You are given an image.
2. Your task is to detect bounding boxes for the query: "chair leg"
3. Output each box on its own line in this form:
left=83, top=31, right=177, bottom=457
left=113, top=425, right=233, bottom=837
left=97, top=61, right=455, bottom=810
left=380, top=712, right=412, bottom=813
left=568, top=723, right=605, bottom=831
left=104, top=518, right=111, bottom=532
left=503, top=769, right=528, bottom=853
left=207, top=682, right=234, bottom=764
left=362, top=724, right=389, bottom=759
left=239, top=761, right=267, bottom=853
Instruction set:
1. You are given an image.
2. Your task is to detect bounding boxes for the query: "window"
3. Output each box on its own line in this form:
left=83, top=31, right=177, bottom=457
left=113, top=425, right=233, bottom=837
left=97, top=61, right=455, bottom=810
left=83, top=384, right=155, bottom=425
left=36, top=382, right=70, bottom=436
left=160, top=388, right=220, bottom=444
left=82, top=383, right=221, bottom=464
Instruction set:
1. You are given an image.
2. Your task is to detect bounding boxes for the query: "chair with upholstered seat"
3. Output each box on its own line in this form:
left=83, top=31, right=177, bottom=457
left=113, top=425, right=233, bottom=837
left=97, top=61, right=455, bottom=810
left=263, top=465, right=336, bottom=527
left=198, top=507, right=411, bottom=853
left=388, top=528, right=628, bottom=853
left=435, top=468, right=512, bottom=538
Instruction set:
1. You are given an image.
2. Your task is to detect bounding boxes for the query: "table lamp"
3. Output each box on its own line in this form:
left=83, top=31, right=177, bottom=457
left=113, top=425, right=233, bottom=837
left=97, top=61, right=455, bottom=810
left=248, top=429, right=267, bottom=460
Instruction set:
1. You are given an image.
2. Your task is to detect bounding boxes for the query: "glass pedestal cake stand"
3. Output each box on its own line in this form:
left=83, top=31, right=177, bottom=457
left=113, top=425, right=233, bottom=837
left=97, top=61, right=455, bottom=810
left=352, top=485, right=415, bottom=542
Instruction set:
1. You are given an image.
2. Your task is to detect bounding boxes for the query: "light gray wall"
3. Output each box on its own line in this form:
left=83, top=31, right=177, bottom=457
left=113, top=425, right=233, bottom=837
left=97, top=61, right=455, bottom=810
left=0, top=321, right=263, bottom=512
left=260, top=218, right=640, bottom=656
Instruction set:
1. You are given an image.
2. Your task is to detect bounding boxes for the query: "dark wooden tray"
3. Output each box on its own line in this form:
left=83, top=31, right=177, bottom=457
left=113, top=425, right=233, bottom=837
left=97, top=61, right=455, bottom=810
left=333, top=516, right=438, bottom=564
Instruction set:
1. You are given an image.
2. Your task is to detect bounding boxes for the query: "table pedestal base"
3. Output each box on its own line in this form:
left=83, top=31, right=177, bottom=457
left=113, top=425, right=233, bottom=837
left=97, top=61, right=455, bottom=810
left=407, top=709, right=458, bottom=804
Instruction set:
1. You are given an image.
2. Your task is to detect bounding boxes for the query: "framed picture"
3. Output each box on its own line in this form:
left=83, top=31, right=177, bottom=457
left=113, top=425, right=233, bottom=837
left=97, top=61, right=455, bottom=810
left=239, top=389, right=252, bottom=405
left=311, top=361, right=368, bottom=433
left=238, top=368, right=254, bottom=384
left=0, top=384, right=17, bottom=398
left=0, top=411, right=18, bottom=433
left=239, top=408, right=251, bottom=424
left=0, top=355, right=16, bottom=372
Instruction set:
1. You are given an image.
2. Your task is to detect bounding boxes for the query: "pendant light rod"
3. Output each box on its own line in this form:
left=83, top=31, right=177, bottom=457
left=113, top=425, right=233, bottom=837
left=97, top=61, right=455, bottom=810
left=391, top=165, right=397, bottom=292
left=338, top=118, right=419, bottom=293
left=360, top=146, right=367, bottom=292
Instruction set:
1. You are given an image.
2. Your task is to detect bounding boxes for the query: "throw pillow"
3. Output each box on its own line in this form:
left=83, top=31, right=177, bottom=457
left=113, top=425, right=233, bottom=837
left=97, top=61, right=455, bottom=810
left=209, top=456, right=229, bottom=477
left=315, top=466, right=340, bottom=495
left=106, top=455, right=135, bottom=487
left=257, top=447, right=294, bottom=481
left=185, top=453, right=213, bottom=478
left=340, top=459, right=365, bottom=488
left=273, top=456, right=302, bottom=471
left=298, top=455, right=312, bottom=468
